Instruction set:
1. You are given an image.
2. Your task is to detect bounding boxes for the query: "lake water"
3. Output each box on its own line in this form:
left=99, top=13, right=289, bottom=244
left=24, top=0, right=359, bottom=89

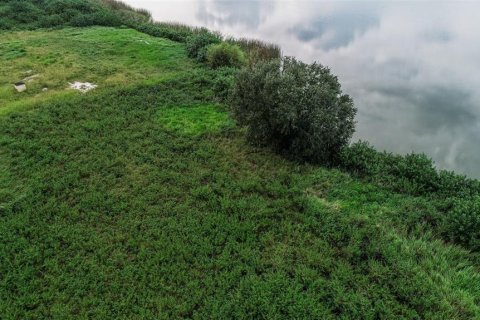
left=125, top=0, right=480, bottom=178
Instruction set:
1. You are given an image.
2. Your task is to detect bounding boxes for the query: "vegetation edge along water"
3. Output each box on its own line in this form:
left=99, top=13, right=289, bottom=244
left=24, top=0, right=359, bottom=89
left=1, top=0, right=480, bottom=319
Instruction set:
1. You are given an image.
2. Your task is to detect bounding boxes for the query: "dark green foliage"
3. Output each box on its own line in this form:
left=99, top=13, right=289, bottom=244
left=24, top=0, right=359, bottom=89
left=0, top=0, right=122, bottom=29
left=186, top=30, right=222, bottom=63
left=340, top=141, right=480, bottom=198
left=1, top=0, right=43, bottom=25
left=211, top=67, right=238, bottom=102
left=0, top=0, right=185, bottom=41
left=340, top=140, right=380, bottom=176
left=207, top=43, right=246, bottom=69
left=232, top=57, right=357, bottom=165
left=437, top=169, right=480, bottom=198
left=443, top=198, right=480, bottom=251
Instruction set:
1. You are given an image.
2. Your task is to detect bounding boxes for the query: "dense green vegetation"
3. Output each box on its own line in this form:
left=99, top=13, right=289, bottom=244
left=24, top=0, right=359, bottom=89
left=1, top=1, right=480, bottom=319
left=186, top=31, right=222, bottom=63
left=0, top=0, right=150, bottom=30
left=207, top=43, right=246, bottom=69
left=232, top=57, right=356, bottom=165
left=2, top=64, right=480, bottom=319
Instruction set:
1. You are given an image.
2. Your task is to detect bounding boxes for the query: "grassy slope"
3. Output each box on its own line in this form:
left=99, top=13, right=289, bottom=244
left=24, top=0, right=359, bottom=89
left=0, top=27, right=194, bottom=114
left=1, top=27, right=480, bottom=319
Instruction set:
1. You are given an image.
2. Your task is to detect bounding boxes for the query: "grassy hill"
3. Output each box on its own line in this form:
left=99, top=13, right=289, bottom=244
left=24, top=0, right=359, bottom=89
left=1, top=5, right=480, bottom=320
left=0, top=27, right=194, bottom=115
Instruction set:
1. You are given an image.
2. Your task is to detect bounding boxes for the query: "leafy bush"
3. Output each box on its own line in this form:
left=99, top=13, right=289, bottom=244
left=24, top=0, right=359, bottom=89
left=232, top=57, right=357, bottom=164
left=340, top=141, right=480, bottom=198
left=0, top=0, right=126, bottom=29
left=437, top=170, right=480, bottom=198
left=340, top=141, right=379, bottom=176
left=0, top=0, right=43, bottom=27
left=186, top=30, right=222, bottom=63
left=207, top=43, right=246, bottom=69
left=393, top=153, right=439, bottom=194
left=443, top=198, right=480, bottom=251
left=340, top=142, right=440, bottom=195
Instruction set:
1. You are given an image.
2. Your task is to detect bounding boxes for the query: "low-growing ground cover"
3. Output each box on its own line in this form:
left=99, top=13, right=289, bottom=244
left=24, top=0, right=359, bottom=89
left=0, top=28, right=480, bottom=319
left=1, top=65, right=479, bottom=319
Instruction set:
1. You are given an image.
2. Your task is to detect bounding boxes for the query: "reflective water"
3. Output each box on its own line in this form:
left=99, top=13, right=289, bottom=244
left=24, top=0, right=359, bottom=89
left=125, top=0, right=480, bottom=177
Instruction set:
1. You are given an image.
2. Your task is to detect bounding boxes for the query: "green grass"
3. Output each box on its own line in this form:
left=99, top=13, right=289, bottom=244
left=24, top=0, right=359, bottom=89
left=0, top=27, right=195, bottom=113
left=1, top=26, right=480, bottom=319
left=159, top=104, right=234, bottom=136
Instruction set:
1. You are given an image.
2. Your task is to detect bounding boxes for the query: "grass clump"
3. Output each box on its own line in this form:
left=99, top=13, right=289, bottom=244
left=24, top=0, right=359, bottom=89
left=230, top=37, right=282, bottom=65
left=207, top=43, right=246, bottom=69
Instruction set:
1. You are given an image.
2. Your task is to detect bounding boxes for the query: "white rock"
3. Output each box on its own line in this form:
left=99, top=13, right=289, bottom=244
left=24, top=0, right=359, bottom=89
left=14, top=82, right=26, bottom=92
left=69, top=82, right=98, bottom=93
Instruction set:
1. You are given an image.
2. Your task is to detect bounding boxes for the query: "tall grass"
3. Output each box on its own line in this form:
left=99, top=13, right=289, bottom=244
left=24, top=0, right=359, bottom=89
left=229, top=37, right=282, bottom=64
left=135, top=21, right=212, bottom=43
left=101, top=0, right=151, bottom=19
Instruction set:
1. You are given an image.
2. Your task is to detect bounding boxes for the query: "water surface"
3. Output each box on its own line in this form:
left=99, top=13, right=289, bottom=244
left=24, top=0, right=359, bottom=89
left=126, top=0, right=480, bottom=178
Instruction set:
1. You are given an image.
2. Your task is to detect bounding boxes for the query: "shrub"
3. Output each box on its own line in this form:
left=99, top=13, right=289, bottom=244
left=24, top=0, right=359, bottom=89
left=340, top=141, right=379, bottom=176
left=0, top=0, right=43, bottom=26
left=186, top=30, right=222, bottom=62
left=231, top=57, right=357, bottom=164
left=340, top=141, right=480, bottom=198
left=207, top=43, right=246, bottom=69
left=443, top=197, right=480, bottom=251
left=392, top=153, right=439, bottom=194
left=340, top=142, right=439, bottom=195
left=437, top=170, right=480, bottom=198
left=211, top=67, right=238, bottom=102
